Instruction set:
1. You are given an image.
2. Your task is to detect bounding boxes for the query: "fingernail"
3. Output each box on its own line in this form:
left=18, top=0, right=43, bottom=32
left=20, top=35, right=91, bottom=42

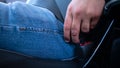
left=64, top=37, right=70, bottom=42
left=65, top=40, right=69, bottom=43
left=65, top=38, right=70, bottom=42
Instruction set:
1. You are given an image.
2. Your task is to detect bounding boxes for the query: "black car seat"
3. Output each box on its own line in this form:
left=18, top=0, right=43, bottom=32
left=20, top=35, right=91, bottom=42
left=85, top=0, right=120, bottom=67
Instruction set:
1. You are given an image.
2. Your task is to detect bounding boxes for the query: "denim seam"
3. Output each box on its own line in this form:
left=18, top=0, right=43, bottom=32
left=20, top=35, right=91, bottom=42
left=0, top=25, right=63, bottom=35
left=18, top=26, right=63, bottom=35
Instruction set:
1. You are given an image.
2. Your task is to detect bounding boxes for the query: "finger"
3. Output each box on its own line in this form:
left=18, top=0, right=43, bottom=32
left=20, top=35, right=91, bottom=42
left=81, top=18, right=90, bottom=33
left=71, top=15, right=81, bottom=43
left=90, top=17, right=99, bottom=29
left=64, top=8, right=72, bottom=42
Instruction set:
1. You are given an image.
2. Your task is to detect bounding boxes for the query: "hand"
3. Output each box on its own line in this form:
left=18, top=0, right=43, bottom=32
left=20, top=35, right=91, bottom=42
left=64, top=0, right=105, bottom=43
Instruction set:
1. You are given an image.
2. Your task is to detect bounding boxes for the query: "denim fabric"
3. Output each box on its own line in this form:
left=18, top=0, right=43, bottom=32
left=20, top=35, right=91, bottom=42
left=0, top=1, right=76, bottom=60
left=27, top=0, right=64, bottom=22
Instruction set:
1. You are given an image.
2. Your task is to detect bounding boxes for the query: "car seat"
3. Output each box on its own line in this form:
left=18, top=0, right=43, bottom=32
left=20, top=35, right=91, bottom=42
left=0, top=0, right=120, bottom=68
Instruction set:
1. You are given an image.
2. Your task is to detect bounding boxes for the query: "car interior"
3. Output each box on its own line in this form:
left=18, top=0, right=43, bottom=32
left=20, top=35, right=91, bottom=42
left=0, top=0, right=120, bottom=68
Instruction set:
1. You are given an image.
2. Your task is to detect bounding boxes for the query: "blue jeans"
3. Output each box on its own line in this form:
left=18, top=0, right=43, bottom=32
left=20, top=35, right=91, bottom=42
left=0, top=1, right=76, bottom=60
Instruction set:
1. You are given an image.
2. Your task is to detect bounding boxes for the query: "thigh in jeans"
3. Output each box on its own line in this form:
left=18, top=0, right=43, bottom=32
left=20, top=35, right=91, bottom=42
left=0, top=2, right=76, bottom=60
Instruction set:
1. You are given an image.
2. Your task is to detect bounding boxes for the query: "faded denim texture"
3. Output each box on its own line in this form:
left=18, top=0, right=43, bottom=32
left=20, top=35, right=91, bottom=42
left=0, top=1, right=76, bottom=60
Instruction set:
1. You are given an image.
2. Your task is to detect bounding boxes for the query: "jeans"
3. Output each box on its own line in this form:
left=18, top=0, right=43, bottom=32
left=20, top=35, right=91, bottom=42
left=27, top=0, right=71, bottom=21
left=0, top=1, right=76, bottom=60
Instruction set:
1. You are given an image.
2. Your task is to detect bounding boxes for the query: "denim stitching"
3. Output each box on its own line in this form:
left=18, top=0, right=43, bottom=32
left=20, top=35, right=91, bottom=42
left=18, top=26, right=63, bottom=35
left=0, top=25, right=17, bottom=31
left=0, top=25, right=63, bottom=35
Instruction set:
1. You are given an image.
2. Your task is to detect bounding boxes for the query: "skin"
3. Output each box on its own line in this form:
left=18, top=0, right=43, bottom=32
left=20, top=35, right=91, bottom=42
left=64, top=0, right=105, bottom=44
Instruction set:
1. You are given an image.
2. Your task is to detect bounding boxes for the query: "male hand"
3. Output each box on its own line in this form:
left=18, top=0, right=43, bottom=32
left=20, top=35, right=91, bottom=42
left=64, top=0, right=105, bottom=43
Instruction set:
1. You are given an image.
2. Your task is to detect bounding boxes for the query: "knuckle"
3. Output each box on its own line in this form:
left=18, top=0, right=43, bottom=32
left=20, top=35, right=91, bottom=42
left=71, top=27, right=77, bottom=31
left=71, top=27, right=80, bottom=43
left=74, top=9, right=82, bottom=16
left=82, top=26, right=89, bottom=32
left=86, top=10, right=93, bottom=16
left=64, top=25, right=70, bottom=31
left=72, top=31, right=78, bottom=36
left=71, top=28, right=79, bottom=36
left=74, top=11, right=80, bottom=15
left=86, top=10, right=100, bottom=17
